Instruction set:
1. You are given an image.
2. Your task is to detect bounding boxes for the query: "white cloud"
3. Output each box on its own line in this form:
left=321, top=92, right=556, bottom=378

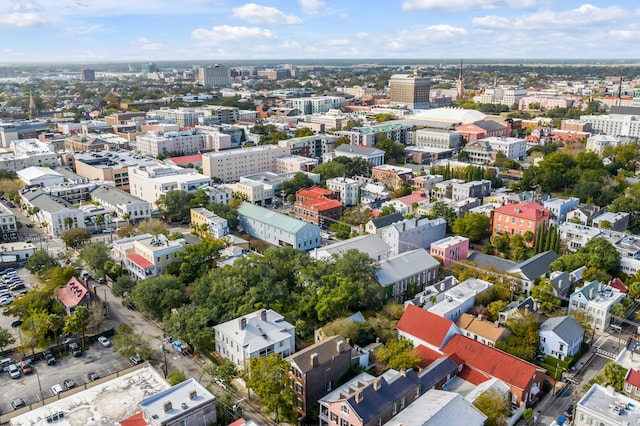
left=232, top=3, right=302, bottom=25
left=426, top=24, right=468, bottom=37
left=133, top=37, right=165, bottom=50
left=0, top=1, right=217, bottom=18
left=355, top=32, right=369, bottom=39
left=66, top=24, right=104, bottom=35
left=327, top=38, right=349, bottom=46
left=299, top=0, right=325, bottom=15
left=191, top=25, right=275, bottom=45
left=0, top=12, right=47, bottom=27
left=402, top=0, right=534, bottom=11
left=281, top=41, right=302, bottom=49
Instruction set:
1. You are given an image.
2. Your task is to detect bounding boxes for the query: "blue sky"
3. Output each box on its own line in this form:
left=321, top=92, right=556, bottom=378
left=1, top=0, right=638, bottom=62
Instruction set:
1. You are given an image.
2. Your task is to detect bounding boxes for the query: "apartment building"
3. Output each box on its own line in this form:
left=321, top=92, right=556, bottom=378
left=21, top=189, right=85, bottom=236
left=326, top=177, right=359, bottom=207
left=293, top=186, right=343, bottom=226
left=214, top=309, right=295, bottom=369
left=64, top=135, right=109, bottom=152
left=190, top=207, right=229, bottom=238
left=135, top=130, right=207, bottom=157
left=451, top=180, right=491, bottom=201
left=579, top=106, right=640, bottom=138
left=414, top=128, right=461, bottom=149
left=543, top=197, right=580, bottom=225
left=0, top=204, right=18, bottom=242
left=371, top=165, right=413, bottom=190
left=0, top=138, right=59, bottom=172
left=381, top=217, right=446, bottom=255
left=277, top=134, right=337, bottom=159
left=128, top=164, right=211, bottom=206
left=575, top=384, right=640, bottom=426
left=89, top=185, right=151, bottom=222
left=519, top=96, right=575, bottom=110
left=338, top=122, right=414, bottom=147
left=288, top=96, right=345, bottom=114
left=455, top=120, right=508, bottom=142
left=568, top=280, right=625, bottom=331
left=274, top=155, right=318, bottom=174
left=483, top=136, right=527, bottom=160
left=202, top=145, right=291, bottom=183
left=197, top=65, right=230, bottom=87
left=430, top=236, right=470, bottom=267
left=139, top=378, right=216, bottom=426
left=0, top=119, right=49, bottom=148
left=71, top=150, right=160, bottom=192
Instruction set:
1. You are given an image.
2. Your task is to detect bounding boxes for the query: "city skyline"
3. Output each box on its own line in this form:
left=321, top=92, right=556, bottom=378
left=0, top=0, right=638, bottom=63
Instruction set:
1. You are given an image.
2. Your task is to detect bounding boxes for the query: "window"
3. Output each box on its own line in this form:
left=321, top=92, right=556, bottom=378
left=340, top=419, right=349, bottom=426
left=341, top=405, right=349, bottom=414
left=392, top=403, right=397, bottom=415
left=626, top=383, right=632, bottom=392
left=330, top=413, right=338, bottom=423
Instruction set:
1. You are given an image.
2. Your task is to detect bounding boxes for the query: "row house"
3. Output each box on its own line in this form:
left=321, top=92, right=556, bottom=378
left=370, top=165, right=413, bottom=190
left=491, top=202, right=551, bottom=243
left=294, top=186, right=343, bottom=226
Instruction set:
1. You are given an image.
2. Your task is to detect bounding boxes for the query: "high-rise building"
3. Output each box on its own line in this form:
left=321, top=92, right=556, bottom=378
left=197, top=65, right=231, bottom=87
left=389, top=73, right=431, bottom=109
left=81, top=68, right=96, bottom=81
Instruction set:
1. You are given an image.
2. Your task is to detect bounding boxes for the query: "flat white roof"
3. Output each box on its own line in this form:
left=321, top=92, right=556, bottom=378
left=9, top=366, right=168, bottom=426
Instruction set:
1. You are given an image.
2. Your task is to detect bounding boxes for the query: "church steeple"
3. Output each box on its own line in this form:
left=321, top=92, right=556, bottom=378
left=29, top=90, right=37, bottom=119
left=456, top=59, right=464, bottom=101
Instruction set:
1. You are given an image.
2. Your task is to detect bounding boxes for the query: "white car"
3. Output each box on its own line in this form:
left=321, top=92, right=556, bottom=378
left=51, top=384, right=64, bottom=395
left=0, top=296, right=15, bottom=306
left=98, top=336, right=111, bottom=347
left=7, top=364, right=20, bottom=379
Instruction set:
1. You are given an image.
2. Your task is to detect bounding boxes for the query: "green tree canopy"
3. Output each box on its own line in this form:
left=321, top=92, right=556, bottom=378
left=428, top=201, right=456, bottom=232
left=473, top=389, right=510, bottom=426
left=495, top=313, right=540, bottom=362
left=78, top=242, right=111, bottom=278
left=531, top=279, right=560, bottom=313
left=551, top=237, right=621, bottom=276
left=248, top=354, right=297, bottom=423
left=374, top=338, right=423, bottom=370
left=60, top=228, right=91, bottom=249
left=453, top=213, right=491, bottom=243
left=157, top=190, right=194, bottom=222
left=598, top=361, right=628, bottom=392
left=25, top=249, right=58, bottom=274
left=131, top=275, right=187, bottom=320
left=279, top=172, right=315, bottom=199
left=375, top=135, right=405, bottom=164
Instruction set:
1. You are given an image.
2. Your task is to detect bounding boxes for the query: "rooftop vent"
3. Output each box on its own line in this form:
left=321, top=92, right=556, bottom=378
left=181, top=402, right=188, bottom=410
left=189, top=390, right=197, bottom=400
left=163, top=401, right=172, bottom=412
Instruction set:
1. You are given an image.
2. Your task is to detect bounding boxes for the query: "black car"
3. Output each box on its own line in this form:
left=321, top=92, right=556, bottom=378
left=69, top=342, right=82, bottom=357
left=565, top=404, right=574, bottom=416
left=43, top=349, right=56, bottom=365
left=63, top=379, right=76, bottom=389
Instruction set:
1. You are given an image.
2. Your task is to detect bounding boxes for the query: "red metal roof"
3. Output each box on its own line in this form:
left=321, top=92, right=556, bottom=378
left=127, top=253, right=154, bottom=269
left=626, top=369, right=640, bottom=387
left=609, top=278, right=628, bottom=294
left=397, top=304, right=455, bottom=350
left=414, top=344, right=445, bottom=368
left=443, top=334, right=541, bottom=390
left=169, top=154, right=203, bottom=165
left=458, top=365, right=491, bottom=385
left=298, top=197, right=343, bottom=211
left=297, top=186, right=335, bottom=199
left=493, top=201, right=550, bottom=220
left=396, top=189, right=428, bottom=205
left=55, top=277, right=89, bottom=309
left=118, top=412, right=148, bottom=426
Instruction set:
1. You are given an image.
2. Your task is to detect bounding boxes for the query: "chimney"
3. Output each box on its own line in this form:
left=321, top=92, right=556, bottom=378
left=310, top=353, right=319, bottom=367
left=373, top=378, right=381, bottom=391
left=163, top=401, right=172, bottom=412
left=402, top=222, right=406, bottom=232
left=337, top=340, right=345, bottom=353
left=260, top=309, right=267, bottom=321
left=414, top=218, right=418, bottom=227
left=400, top=368, right=407, bottom=377
left=239, top=317, right=247, bottom=330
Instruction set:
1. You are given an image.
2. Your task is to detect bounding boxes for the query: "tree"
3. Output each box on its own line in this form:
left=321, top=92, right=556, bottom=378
left=167, top=369, right=188, bottom=386
left=190, top=189, right=210, bottom=208
left=137, top=218, right=169, bottom=236
left=599, top=361, right=628, bottom=392
left=248, top=354, right=297, bottom=424
left=293, top=127, right=314, bottom=137
left=495, top=313, right=540, bottom=362
left=112, top=324, right=154, bottom=360
left=112, top=275, right=136, bottom=297
left=473, top=389, right=510, bottom=426
left=0, top=327, right=15, bottom=352
left=375, top=135, right=405, bottom=164
left=63, top=306, right=90, bottom=349
left=63, top=217, right=74, bottom=230
left=79, top=243, right=111, bottom=278
left=378, top=205, right=396, bottom=218
left=131, top=275, right=187, bottom=320
left=94, top=214, right=105, bottom=230
left=61, top=228, right=91, bottom=248
left=487, top=300, right=508, bottom=322
left=206, top=203, right=240, bottom=230
left=163, top=306, right=216, bottom=353
left=157, top=190, right=194, bottom=222
left=374, top=338, right=423, bottom=370
left=428, top=201, right=456, bottom=232
left=453, top=213, right=491, bottom=243
left=551, top=237, right=621, bottom=276
left=25, top=249, right=58, bottom=274
left=628, top=281, right=640, bottom=299
left=279, top=172, right=315, bottom=199
left=531, top=279, right=560, bottom=313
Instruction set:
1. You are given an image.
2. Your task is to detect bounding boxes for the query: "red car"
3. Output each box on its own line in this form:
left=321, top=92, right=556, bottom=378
left=19, top=361, right=32, bottom=375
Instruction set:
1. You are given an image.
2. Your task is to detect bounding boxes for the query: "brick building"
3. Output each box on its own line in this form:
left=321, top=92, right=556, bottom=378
left=294, top=186, right=343, bottom=226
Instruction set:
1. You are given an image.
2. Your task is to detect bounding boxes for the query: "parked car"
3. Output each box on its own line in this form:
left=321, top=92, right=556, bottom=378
left=43, top=349, right=56, bottom=365
left=9, top=283, right=25, bottom=291
left=87, top=372, right=99, bottom=381
left=19, top=361, right=32, bottom=375
left=69, top=342, right=82, bottom=357
left=63, top=379, right=76, bottom=389
left=98, top=336, right=111, bottom=347
left=129, top=354, right=142, bottom=365
left=0, top=357, right=13, bottom=371
left=7, top=363, right=21, bottom=379
left=0, top=296, right=15, bottom=306
left=11, top=398, right=25, bottom=410
left=51, top=384, right=64, bottom=395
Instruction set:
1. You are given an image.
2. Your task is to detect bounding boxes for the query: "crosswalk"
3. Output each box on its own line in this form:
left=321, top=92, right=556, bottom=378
left=595, top=348, right=617, bottom=360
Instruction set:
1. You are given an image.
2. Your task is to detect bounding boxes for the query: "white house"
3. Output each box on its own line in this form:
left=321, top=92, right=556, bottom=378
left=428, top=278, right=493, bottom=322
left=214, top=309, right=295, bottom=369
left=539, top=316, right=584, bottom=360
left=568, top=280, right=625, bottom=331
left=17, top=166, right=65, bottom=187
left=381, top=217, right=446, bottom=256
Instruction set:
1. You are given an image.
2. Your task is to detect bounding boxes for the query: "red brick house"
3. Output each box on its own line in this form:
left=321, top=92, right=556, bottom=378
left=55, top=276, right=93, bottom=315
left=294, top=186, right=343, bottom=226
left=455, top=120, right=509, bottom=142
left=490, top=202, right=551, bottom=243
left=443, top=334, right=545, bottom=407
left=624, top=369, right=640, bottom=401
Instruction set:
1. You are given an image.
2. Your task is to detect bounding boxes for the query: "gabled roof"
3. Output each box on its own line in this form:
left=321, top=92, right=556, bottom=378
left=118, top=412, right=148, bottom=426
left=443, top=334, right=542, bottom=390
left=467, top=252, right=517, bottom=272
left=369, top=212, right=404, bottom=228
left=456, top=313, right=509, bottom=343
left=377, top=249, right=440, bottom=287
left=493, top=201, right=550, bottom=220
left=609, top=278, right=628, bottom=294
left=397, top=304, right=456, bottom=349
left=296, top=186, right=335, bottom=199
left=539, top=316, right=584, bottom=344
left=415, top=345, right=445, bottom=368
left=458, top=365, right=491, bottom=385
left=511, top=250, right=559, bottom=281
left=213, top=309, right=294, bottom=353
left=625, top=369, right=640, bottom=387
left=334, top=144, right=384, bottom=156
left=238, top=201, right=311, bottom=234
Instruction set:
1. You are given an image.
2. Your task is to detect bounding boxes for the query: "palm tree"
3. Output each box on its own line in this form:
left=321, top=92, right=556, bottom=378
left=95, top=214, right=105, bottom=231
left=63, top=217, right=74, bottom=230
left=63, top=306, right=90, bottom=349
left=121, top=213, right=130, bottom=224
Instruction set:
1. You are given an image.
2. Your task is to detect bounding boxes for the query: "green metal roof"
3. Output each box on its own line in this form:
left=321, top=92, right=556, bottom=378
left=238, top=202, right=308, bottom=233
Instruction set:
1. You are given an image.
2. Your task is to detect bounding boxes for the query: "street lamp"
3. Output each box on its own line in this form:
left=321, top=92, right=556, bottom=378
left=159, top=344, right=168, bottom=378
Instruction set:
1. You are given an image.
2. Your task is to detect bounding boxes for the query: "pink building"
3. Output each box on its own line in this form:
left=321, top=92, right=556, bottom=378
left=430, top=236, right=470, bottom=267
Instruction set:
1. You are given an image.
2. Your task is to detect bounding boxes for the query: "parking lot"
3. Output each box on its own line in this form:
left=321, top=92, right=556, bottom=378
left=0, top=341, right=130, bottom=413
left=0, top=267, right=40, bottom=349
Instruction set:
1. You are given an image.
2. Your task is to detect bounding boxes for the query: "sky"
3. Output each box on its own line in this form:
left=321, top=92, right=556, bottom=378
left=0, top=0, right=639, bottom=63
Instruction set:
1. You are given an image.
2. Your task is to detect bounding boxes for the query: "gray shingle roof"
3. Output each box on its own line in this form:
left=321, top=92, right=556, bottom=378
left=473, top=120, right=506, bottom=131
left=90, top=185, right=146, bottom=205
left=334, top=144, right=384, bottom=156
left=540, top=316, right=584, bottom=344
left=511, top=250, right=559, bottom=281
left=467, top=252, right=517, bottom=272
left=610, top=106, right=640, bottom=116
left=369, top=212, right=404, bottom=228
